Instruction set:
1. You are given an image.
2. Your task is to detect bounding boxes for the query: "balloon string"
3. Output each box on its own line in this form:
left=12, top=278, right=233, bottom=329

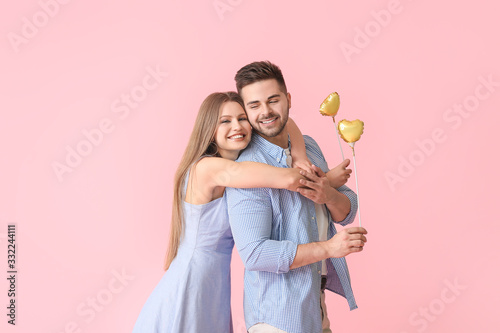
left=351, top=146, right=361, bottom=227
left=333, top=118, right=345, bottom=160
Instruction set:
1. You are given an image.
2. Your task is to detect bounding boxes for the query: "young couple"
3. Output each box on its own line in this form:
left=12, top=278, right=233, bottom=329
left=132, top=61, right=368, bottom=333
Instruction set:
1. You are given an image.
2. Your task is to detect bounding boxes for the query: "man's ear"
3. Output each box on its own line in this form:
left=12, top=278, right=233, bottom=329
left=287, top=92, right=292, bottom=109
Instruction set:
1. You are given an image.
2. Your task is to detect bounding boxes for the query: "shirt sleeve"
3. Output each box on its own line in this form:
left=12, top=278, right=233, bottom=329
left=332, top=184, right=358, bottom=226
left=303, top=135, right=358, bottom=226
left=226, top=186, right=298, bottom=274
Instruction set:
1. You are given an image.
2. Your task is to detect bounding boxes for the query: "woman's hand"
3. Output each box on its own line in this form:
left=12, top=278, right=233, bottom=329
left=326, top=159, right=352, bottom=189
left=286, top=168, right=309, bottom=192
left=292, top=158, right=314, bottom=174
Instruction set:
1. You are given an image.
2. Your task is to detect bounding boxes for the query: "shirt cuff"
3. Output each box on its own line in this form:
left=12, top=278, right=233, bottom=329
left=277, top=240, right=298, bottom=273
left=334, top=185, right=358, bottom=226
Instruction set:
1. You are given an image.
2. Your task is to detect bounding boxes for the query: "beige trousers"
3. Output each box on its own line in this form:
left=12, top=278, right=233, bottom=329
left=248, top=290, right=332, bottom=333
left=248, top=323, right=287, bottom=333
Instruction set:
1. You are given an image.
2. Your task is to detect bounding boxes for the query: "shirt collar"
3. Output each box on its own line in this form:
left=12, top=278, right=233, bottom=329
left=251, top=133, right=291, bottom=166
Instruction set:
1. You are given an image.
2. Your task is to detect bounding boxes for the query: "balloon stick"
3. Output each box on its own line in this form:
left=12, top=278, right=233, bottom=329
left=333, top=118, right=345, bottom=161
left=349, top=142, right=361, bottom=227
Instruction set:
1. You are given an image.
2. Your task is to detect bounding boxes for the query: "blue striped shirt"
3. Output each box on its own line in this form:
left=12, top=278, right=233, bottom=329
left=226, top=134, right=358, bottom=333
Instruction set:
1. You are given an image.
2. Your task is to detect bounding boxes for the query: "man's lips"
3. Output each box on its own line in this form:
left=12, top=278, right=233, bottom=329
left=260, top=117, right=278, bottom=125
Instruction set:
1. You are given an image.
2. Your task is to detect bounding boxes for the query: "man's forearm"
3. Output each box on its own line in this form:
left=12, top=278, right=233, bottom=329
left=289, top=226, right=368, bottom=270
left=325, top=190, right=351, bottom=222
left=289, top=242, right=329, bottom=270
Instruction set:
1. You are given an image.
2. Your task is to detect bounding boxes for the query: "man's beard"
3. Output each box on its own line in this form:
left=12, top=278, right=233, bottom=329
left=252, top=111, right=289, bottom=138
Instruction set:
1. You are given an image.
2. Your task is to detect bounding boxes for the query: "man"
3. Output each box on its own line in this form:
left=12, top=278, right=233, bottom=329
left=226, top=61, right=368, bottom=333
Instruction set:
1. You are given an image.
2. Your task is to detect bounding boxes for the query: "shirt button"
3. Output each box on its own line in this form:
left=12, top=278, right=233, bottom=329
left=318, top=271, right=321, bottom=274
left=276, top=158, right=280, bottom=162
left=312, top=216, right=315, bottom=220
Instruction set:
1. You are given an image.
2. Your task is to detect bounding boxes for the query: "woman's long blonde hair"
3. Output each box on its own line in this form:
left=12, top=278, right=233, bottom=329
left=164, top=92, right=244, bottom=270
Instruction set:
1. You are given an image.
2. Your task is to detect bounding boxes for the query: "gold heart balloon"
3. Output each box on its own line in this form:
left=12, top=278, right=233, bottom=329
left=338, top=119, right=364, bottom=143
left=319, top=92, right=340, bottom=118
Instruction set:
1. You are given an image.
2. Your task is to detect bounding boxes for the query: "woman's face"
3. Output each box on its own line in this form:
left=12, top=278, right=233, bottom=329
left=214, top=101, right=252, bottom=160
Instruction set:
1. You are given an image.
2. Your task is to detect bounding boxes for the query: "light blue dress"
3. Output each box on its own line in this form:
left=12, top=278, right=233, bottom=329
left=132, top=171, right=234, bottom=332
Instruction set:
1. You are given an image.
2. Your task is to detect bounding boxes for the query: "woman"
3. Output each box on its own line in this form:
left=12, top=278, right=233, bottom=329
left=132, top=92, right=348, bottom=332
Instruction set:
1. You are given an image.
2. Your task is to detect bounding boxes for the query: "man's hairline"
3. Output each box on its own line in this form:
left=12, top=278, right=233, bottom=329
left=238, top=79, right=288, bottom=106
left=238, top=78, right=287, bottom=96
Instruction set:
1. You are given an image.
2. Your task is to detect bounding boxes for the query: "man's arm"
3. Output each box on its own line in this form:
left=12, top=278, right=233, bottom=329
left=289, top=227, right=367, bottom=270
left=299, top=136, right=358, bottom=226
left=227, top=175, right=365, bottom=272
left=292, top=165, right=366, bottom=269
left=298, top=165, right=352, bottom=222
left=226, top=186, right=297, bottom=273
left=288, top=135, right=366, bottom=270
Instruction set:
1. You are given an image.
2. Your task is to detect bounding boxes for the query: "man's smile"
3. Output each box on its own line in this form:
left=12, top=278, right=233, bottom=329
left=260, top=117, right=278, bottom=125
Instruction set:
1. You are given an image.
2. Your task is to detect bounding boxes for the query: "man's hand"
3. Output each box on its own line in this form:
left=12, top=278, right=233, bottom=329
left=290, top=227, right=368, bottom=269
left=324, top=227, right=367, bottom=258
left=297, top=165, right=336, bottom=205
left=326, top=159, right=352, bottom=189
left=298, top=164, right=352, bottom=222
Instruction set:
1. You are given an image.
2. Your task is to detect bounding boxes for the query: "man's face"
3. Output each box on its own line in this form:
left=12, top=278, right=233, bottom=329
left=240, top=79, right=291, bottom=139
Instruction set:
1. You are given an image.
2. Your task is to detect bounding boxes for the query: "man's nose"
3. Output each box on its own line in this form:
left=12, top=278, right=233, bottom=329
left=261, top=103, right=271, bottom=116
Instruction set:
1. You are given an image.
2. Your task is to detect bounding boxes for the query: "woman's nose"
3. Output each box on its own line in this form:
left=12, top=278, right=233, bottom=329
left=232, top=119, right=242, bottom=130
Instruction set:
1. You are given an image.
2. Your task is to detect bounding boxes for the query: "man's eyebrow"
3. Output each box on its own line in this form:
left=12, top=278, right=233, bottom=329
left=246, top=94, right=281, bottom=106
left=246, top=100, right=259, bottom=106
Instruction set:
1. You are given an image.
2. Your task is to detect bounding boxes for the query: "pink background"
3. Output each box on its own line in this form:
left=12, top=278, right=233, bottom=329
left=2, top=0, right=499, bottom=332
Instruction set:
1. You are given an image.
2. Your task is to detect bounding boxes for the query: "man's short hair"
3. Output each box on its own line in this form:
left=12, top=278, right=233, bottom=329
left=235, top=61, right=287, bottom=95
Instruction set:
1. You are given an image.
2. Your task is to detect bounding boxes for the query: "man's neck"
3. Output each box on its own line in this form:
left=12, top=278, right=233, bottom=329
left=256, top=130, right=289, bottom=149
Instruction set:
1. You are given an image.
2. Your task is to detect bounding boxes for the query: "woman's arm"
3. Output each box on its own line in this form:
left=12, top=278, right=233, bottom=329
left=287, top=118, right=313, bottom=172
left=195, top=157, right=305, bottom=192
left=288, top=118, right=351, bottom=188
